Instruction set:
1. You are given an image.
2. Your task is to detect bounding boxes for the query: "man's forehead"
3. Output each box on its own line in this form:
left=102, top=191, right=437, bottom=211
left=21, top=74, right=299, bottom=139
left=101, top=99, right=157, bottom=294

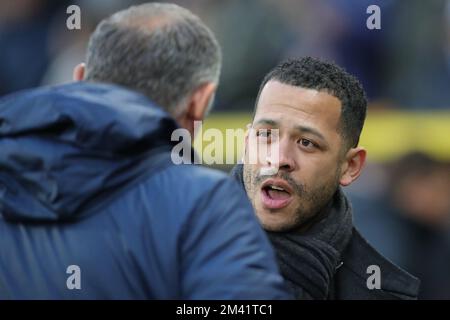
left=257, top=81, right=340, bottom=112
left=253, top=81, right=342, bottom=136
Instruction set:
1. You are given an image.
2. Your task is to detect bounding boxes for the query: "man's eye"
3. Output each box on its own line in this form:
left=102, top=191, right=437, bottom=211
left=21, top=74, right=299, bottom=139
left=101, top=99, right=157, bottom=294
left=298, top=138, right=314, bottom=148
left=256, top=129, right=271, bottom=138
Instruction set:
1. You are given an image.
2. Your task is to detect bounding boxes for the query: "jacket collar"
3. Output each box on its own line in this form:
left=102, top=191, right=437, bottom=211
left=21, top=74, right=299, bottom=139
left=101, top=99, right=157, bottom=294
left=339, top=228, right=421, bottom=299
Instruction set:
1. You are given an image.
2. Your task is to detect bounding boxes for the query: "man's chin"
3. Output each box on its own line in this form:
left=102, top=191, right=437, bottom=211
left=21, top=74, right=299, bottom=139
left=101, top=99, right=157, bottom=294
left=260, top=221, right=298, bottom=233
left=255, top=208, right=298, bottom=233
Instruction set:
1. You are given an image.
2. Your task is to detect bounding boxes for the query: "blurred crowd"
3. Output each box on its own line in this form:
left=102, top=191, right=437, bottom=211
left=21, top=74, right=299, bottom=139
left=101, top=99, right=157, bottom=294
left=0, top=0, right=449, bottom=299
left=2, top=0, right=450, bottom=110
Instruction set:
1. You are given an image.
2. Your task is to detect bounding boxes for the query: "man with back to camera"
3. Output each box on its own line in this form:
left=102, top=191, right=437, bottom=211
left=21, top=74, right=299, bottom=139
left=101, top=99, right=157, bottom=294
left=0, top=3, right=289, bottom=299
left=231, top=57, right=421, bottom=299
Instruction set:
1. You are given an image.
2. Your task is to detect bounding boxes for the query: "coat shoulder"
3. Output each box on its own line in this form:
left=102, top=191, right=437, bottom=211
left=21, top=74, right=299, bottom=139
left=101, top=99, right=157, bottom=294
left=333, top=228, right=420, bottom=300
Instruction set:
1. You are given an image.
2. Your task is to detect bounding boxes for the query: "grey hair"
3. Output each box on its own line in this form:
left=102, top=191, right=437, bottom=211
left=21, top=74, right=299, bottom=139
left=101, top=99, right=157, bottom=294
left=85, top=2, right=222, bottom=115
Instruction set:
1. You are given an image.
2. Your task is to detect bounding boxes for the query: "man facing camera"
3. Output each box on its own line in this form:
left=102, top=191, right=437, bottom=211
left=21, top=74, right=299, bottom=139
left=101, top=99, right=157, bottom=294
left=231, top=57, right=420, bottom=299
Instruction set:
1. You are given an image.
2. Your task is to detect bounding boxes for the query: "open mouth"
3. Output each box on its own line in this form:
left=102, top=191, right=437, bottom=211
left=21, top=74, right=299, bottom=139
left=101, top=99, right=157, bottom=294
left=260, top=179, right=293, bottom=209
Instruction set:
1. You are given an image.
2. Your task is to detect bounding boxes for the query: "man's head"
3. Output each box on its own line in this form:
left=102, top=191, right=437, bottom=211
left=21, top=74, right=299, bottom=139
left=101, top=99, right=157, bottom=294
left=243, top=57, right=367, bottom=232
left=73, top=3, right=221, bottom=136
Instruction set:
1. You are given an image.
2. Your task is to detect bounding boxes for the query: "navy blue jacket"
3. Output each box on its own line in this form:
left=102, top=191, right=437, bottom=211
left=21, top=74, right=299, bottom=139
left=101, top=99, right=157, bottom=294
left=0, top=82, right=289, bottom=299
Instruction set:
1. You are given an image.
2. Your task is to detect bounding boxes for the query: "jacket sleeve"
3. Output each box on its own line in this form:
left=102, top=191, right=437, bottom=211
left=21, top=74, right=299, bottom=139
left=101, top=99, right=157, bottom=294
left=179, top=177, right=291, bottom=299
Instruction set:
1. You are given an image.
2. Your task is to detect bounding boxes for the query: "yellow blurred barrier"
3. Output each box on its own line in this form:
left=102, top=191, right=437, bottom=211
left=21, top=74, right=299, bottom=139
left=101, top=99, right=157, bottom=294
left=193, top=111, right=450, bottom=163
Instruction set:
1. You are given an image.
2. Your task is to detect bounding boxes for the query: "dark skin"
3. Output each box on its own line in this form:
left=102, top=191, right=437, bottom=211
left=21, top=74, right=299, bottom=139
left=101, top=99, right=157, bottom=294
left=243, top=81, right=366, bottom=232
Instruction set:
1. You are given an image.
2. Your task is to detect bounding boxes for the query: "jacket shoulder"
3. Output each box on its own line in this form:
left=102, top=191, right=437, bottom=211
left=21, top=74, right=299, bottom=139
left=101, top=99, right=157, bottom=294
left=135, top=164, right=246, bottom=221
left=158, top=164, right=233, bottom=193
left=334, top=228, right=420, bottom=300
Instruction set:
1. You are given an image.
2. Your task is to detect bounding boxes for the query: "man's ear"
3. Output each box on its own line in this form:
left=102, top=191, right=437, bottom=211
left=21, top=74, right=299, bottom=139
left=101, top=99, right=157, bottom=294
left=186, top=82, right=216, bottom=121
left=339, top=147, right=367, bottom=186
left=176, top=82, right=216, bottom=136
left=73, top=63, right=86, bottom=81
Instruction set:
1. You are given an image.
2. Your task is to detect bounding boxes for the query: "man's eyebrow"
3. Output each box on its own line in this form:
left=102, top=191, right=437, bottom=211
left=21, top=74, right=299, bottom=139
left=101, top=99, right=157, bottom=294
left=254, top=119, right=279, bottom=127
left=254, top=119, right=328, bottom=145
left=295, top=125, right=326, bottom=142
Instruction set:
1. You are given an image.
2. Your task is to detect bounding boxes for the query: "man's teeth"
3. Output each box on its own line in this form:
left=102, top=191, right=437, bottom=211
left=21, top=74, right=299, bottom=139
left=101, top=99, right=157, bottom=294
left=269, top=185, right=285, bottom=191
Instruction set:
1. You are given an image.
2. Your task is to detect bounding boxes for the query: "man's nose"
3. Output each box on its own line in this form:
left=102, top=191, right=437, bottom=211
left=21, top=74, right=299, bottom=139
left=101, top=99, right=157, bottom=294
left=269, top=138, right=296, bottom=172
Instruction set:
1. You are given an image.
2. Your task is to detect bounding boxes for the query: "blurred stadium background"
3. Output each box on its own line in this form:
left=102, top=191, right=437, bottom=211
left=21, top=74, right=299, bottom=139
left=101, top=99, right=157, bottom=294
left=1, top=0, right=449, bottom=299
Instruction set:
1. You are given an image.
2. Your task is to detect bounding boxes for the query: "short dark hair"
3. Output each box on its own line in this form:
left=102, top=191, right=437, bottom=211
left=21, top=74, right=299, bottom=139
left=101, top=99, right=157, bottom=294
left=85, top=3, right=221, bottom=115
left=255, top=57, right=367, bottom=149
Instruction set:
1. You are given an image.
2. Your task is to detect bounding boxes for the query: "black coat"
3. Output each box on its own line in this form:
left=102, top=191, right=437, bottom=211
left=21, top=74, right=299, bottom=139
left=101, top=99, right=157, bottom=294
left=230, top=164, right=420, bottom=300
left=329, top=228, right=419, bottom=299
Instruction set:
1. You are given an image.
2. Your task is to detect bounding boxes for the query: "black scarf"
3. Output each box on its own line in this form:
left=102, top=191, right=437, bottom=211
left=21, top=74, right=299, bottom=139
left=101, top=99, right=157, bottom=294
left=230, top=164, right=353, bottom=299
